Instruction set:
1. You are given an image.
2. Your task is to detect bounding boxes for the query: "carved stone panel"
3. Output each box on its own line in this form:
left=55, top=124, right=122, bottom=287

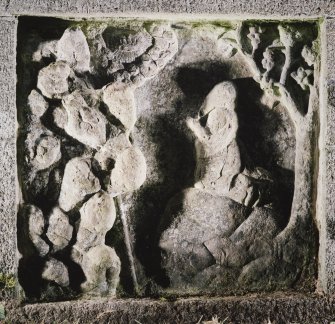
left=17, top=17, right=320, bottom=301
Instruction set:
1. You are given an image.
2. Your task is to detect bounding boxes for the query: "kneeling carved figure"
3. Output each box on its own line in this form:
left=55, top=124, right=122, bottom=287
left=159, top=81, right=282, bottom=293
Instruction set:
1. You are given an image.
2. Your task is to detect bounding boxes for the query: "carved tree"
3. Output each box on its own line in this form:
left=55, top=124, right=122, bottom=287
left=230, top=22, right=320, bottom=284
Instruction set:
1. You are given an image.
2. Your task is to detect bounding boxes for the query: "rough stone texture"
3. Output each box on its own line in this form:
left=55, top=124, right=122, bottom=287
left=58, top=157, right=101, bottom=212
left=319, top=18, right=335, bottom=295
left=1, top=0, right=335, bottom=17
left=102, top=84, right=137, bottom=132
left=61, top=90, right=108, bottom=149
left=41, top=258, right=69, bottom=287
left=37, top=61, right=72, bottom=99
left=16, top=21, right=179, bottom=300
left=18, top=204, right=49, bottom=257
left=4, top=294, right=335, bottom=324
left=0, top=17, right=17, bottom=300
left=0, top=1, right=335, bottom=322
left=17, top=19, right=316, bottom=300
left=109, top=147, right=147, bottom=196
left=57, top=27, right=90, bottom=73
left=155, top=18, right=320, bottom=294
left=46, top=207, right=73, bottom=252
left=73, top=192, right=120, bottom=298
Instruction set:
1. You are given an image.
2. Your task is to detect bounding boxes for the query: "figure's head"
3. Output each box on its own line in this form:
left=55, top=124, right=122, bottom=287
left=199, top=81, right=238, bottom=136
left=199, top=81, right=237, bottom=117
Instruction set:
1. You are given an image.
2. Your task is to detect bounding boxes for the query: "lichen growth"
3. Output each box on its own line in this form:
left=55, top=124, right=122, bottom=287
left=0, top=273, right=16, bottom=291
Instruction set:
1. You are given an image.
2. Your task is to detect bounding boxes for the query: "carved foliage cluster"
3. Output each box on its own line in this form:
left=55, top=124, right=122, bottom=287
left=18, top=22, right=178, bottom=300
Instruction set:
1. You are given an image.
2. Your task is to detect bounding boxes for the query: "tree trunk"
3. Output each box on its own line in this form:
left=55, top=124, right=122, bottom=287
left=275, top=85, right=319, bottom=276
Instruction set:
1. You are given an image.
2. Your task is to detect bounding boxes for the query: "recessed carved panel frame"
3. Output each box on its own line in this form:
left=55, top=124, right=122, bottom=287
left=13, top=16, right=322, bottom=301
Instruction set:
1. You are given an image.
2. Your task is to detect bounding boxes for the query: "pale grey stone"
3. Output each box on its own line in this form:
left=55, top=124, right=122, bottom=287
left=226, top=168, right=275, bottom=208
left=187, top=82, right=241, bottom=195
left=37, top=61, right=72, bottom=99
left=24, top=118, right=61, bottom=174
left=94, top=133, right=131, bottom=171
left=5, top=295, right=335, bottom=324
left=109, top=146, right=146, bottom=196
left=0, top=0, right=332, bottom=318
left=58, top=157, right=101, bottom=212
left=76, top=192, right=116, bottom=251
left=32, top=40, right=57, bottom=62
left=0, top=0, right=334, bottom=17
left=57, top=27, right=90, bottom=73
left=72, top=192, right=120, bottom=297
left=25, top=205, right=49, bottom=257
left=105, top=28, right=152, bottom=64
left=42, top=258, right=70, bottom=287
left=160, top=189, right=249, bottom=287
left=102, top=83, right=137, bottom=131
left=0, top=19, right=17, bottom=291
left=11, top=15, right=326, bottom=302
left=46, top=207, right=73, bottom=252
left=87, top=22, right=178, bottom=91
left=32, top=135, right=61, bottom=171
left=27, top=90, right=49, bottom=118
left=319, top=18, right=335, bottom=295
left=62, top=90, right=107, bottom=149
left=80, top=245, right=120, bottom=297
left=52, top=105, right=68, bottom=129
left=160, top=188, right=249, bottom=250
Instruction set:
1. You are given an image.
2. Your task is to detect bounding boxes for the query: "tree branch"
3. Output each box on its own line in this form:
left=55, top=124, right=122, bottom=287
left=236, top=25, right=262, bottom=82
left=280, top=44, right=292, bottom=85
left=275, top=82, right=302, bottom=127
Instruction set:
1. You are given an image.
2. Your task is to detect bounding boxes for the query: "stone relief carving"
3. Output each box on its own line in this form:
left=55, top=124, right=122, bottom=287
left=159, top=22, right=319, bottom=294
left=17, top=18, right=319, bottom=300
left=17, top=20, right=178, bottom=300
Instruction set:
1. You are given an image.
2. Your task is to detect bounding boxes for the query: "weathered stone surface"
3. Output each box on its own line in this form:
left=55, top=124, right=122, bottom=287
left=57, top=27, right=90, bottom=73
left=75, top=192, right=116, bottom=250
left=14, top=16, right=322, bottom=304
left=102, top=84, right=136, bottom=131
left=27, top=90, right=48, bottom=118
left=1, top=0, right=335, bottom=17
left=160, top=189, right=249, bottom=289
left=109, top=146, right=146, bottom=196
left=18, top=204, right=49, bottom=257
left=72, top=192, right=120, bottom=297
left=58, top=157, right=101, bottom=212
left=37, top=61, right=72, bottom=99
left=62, top=90, right=107, bottom=149
left=33, top=135, right=61, bottom=171
left=6, top=294, right=335, bottom=324
left=187, top=82, right=242, bottom=195
left=46, top=207, right=73, bottom=252
left=104, top=28, right=152, bottom=64
left=0, top=19, right=17, bottom=297
left=319, top=18, right=335, bottom=295
left=94, top=133, right=131, bottom=171
left=159, top=56, right=315, bottom=293
left=41, top=258, right=69, bottom=287
left=209, top=207, right=280, bottom=268
left=80, top=245, right=121, bottom=297
left=32, top=40, right=57, bottom=62
left=23, top=117, right=61, bottom=174
left=226, top=168, right=275, bottom=208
